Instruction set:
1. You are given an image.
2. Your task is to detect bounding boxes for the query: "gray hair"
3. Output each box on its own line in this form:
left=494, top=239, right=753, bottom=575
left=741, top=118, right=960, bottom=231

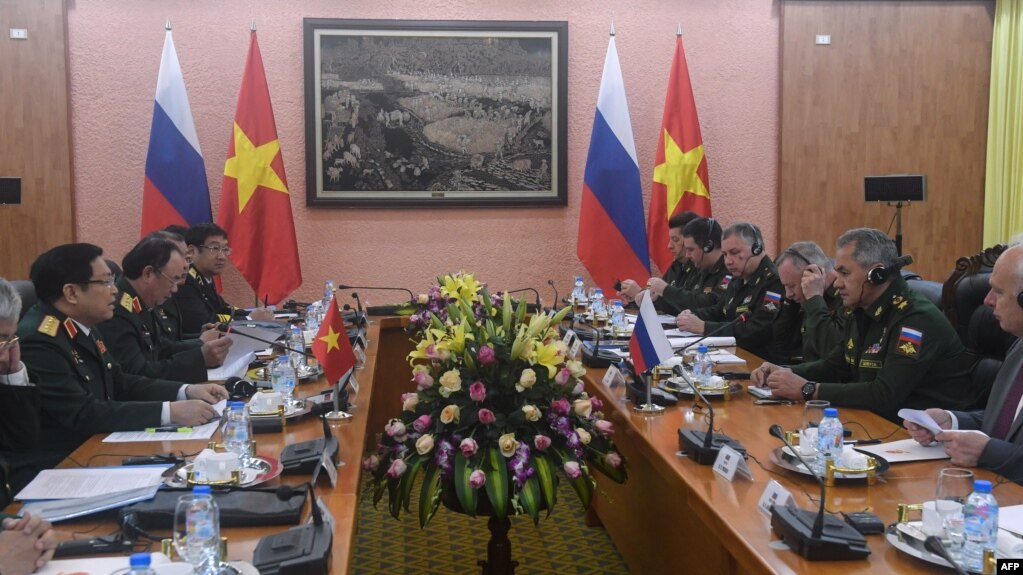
left=722, top=222, right=763, bottom=248
left=0, top=278, right=22, bottom=323
left=836, top=228, right=897, bottom=269
left=777, top=241, right=834, bottom=273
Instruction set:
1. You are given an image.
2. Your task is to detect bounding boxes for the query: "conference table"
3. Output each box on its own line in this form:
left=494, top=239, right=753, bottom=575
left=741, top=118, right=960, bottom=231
left=19, top=315, right=1022, bottom=574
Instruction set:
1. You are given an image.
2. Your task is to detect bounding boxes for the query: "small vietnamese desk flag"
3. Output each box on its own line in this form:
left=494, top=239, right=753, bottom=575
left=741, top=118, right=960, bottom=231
left=312, top=296, right=356, bottom=385
left=648, top=29, right=711, bottom=273
left=628, top=291, right=673, bottom=374
left=141, top=26, right=212, bottom=236
left=218, top=29, right=302, bottom=304
left=577, top=33, right=650, bottom=295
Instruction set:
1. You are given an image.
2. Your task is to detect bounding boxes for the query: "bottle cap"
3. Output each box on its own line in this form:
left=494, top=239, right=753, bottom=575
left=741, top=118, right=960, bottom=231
left=594, top=288, right=603, bottom=295
left=824, top=407, right=838, bottom=417
left=130, top=553, right=151, bottom=567
left=228, top=401, right=245, bottom=409
left=697, top=345, right=708, bottom=353
left=974, top=479, right=993, bottom=493
left=193, top=484, right=212, bottom=495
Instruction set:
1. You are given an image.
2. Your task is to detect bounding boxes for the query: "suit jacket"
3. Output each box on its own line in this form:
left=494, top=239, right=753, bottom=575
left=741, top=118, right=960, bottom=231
left=97, top=278, right=207, bottom=383
left=951, top=339, right=1023, bottom=483
left=0, top=370, right=40, bottom=507
left=171, top=265, right=238, bottom=338
left=16, top=302, right=183, bottom=481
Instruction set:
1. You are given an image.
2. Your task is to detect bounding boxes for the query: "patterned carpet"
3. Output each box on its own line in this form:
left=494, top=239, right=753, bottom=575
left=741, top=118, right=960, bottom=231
left=351, top=477, right=631, bottom=575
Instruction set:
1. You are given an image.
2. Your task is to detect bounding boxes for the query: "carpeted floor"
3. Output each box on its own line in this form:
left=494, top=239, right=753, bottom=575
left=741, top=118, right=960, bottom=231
left=351, top=476, right=631, bottom=575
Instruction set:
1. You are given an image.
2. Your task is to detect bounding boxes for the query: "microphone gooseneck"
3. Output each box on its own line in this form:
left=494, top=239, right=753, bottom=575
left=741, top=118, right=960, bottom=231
left=923, top=536, right=968, bottom=575
left=675, top=312, right=748, bottom=356
left=768, top=424, right=827, bottom=539
left=217, top=323, right=314, bottom=358
left=680, top=369, right=715, bottom=450
left=337, top=284, right=414, bottom=303
left=505, top=287, right=542, bottom=310
left=547, top=279, right=558, bottom=309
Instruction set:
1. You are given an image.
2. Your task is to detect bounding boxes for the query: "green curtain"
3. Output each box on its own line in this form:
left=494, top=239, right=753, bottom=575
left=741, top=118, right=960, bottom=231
left=985, top=0, right=1023, bottom=245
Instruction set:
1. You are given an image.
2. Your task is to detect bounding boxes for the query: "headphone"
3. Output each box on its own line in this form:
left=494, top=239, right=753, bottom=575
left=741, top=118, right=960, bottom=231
left=1017, top=290, right=1023, bottom=309
left=701, top=218, right=716, bottom=253
left=748, top=224, right=764, bottom=256
left=782, top=247, right=811, bottom=267
left=225, top=376, right=258, bottom=400
left=866, top=265, right=891, bottom=285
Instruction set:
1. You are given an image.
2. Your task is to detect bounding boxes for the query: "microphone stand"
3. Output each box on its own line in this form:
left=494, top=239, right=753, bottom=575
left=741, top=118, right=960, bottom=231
left=218, top=324, right=314, bottom=358
left=337, top=284, right=415, bottom=303
left=633, top=369, right=664, bottom=414
left=323, top=369, right=354, bottom=422
left=547, top=279, right=559, bottom=313
left=675, top=370, right=745, bottom=463
left=505, top=287, right=542, bottom=312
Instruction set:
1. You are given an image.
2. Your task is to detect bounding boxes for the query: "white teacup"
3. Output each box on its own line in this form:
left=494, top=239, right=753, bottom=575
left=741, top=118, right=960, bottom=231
left=194, top=450, right=241, bottom=482
left=798, top=428, right=818, bottom=457
left=250, top=391, right=284, bottom=413
left=921, top=500, right=943, bottom=536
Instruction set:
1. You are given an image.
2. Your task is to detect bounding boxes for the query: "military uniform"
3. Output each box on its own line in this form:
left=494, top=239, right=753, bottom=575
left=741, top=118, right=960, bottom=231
left=16, top=303, right=183, bottom=480
left=659, top=255, right=730, bottom=315
left=692, top=255, right=783, bottom=360
left=651, top=258, right=695, bottom=314
left=791, top=276, right=977, bottom=423
left=156, top=297, right=185, bottom=341
left=770, top=286, right=845, bottom=364
left=97, top=278, right=206, bottom=383
left=172, top=264, right=240, bottom=338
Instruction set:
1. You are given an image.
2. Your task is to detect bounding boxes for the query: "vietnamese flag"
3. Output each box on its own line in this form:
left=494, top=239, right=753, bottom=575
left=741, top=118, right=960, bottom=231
left=648, top=30, right=711, bottom=273
left=218, top=29, right=301, bottom=304
left=312, top=295, right=356, bottom=385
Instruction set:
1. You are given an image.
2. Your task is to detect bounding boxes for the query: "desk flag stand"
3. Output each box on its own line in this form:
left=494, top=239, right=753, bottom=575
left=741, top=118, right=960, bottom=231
left=633, top=370, right=665, bottom=414
left=324, top=368, right=354, bottom=422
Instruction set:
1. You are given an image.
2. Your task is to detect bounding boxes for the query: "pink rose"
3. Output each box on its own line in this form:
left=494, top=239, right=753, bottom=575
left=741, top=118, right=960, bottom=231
left=460, top=438, right=478, bottom=457
left=413, top=371, right=434, bottom=389
left=563, top=461, right=582, bottom=480
left=604, top=452, right=623, bottom=468
left=478, top=408, right=496, bottom=425
left=534, top=435, right=551, bottom=451
left=385, top=419, right=407, bottom=439
left=595, top=419, right=614, bottom=436
left=590, top=397, right=603, bottom=411
left=555, top=367, right=571, bottom=386
left=477, top=345, right=496, bottom=365
left=361, top=454, right=380, bottom=471
left=551, top=399, right=570, bottom=415
left=387, top=459, right=408, bottom=479
left=469, top=469, right=486, bottom=489
left=413, top=414, right=433, bottom=433
left=469, top=381, right=487, bottom=402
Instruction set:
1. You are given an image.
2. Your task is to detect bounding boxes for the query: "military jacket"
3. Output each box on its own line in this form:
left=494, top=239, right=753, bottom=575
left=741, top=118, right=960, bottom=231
left=0, top=379, right=40, bottom=504
left=97, top=278, right=206, bottom=383
left=659, top=255, right=730, bottom=315
left=16, top=303, right=182, bottom=466
left=770, top=285, right=845, bottom=364
left=172, top=265, right=238, bottom=338
left=652, top=259, right=694, bottom=314
left=791, top=276, right=976, bottom=422
left=693, top=255, right=783, bottom=360
left=156, top=297, right=185, bottom=341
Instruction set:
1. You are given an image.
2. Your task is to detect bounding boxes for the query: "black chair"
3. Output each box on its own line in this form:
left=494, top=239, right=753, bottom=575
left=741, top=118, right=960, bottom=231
left=906, top=279, right=942, bottom=309
left=900, top=269, right=923, bottom=281
left=10, top=280, right=36, bottom=320
left=942, top=244, right=1008, bottom=350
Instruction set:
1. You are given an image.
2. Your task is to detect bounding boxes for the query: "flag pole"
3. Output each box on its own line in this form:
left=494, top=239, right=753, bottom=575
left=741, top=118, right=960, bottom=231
left=324, top=369, right=354, bottom=422
left=634, top=370, right=665, bottom=414
left=676, top=23, right=682, bottom=37
left=165, top=19, right=171, bottom=31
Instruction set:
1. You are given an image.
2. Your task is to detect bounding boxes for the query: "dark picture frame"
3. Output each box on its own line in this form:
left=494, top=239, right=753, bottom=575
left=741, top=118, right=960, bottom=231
left=303, top=19, right=568, bottom=208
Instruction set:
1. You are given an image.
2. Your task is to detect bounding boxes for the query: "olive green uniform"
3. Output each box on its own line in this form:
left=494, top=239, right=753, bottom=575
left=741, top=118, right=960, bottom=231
left=770, top=286, right=845, bottom=364
left=97, top=278, right=207, bottom=383
left=659, top=255, right=730, bottom=316
left=693, top=255, right=783, bottom=360
left=651, top=258, right=695, bottom=314
left=791, top=276, right=977, bottom=422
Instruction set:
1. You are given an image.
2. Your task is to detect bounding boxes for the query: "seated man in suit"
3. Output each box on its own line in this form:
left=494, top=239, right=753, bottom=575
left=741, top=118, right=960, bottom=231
left=172, top=223, right=274, bottom=338
left=0, top=278, right=41, bottom=508
left=753, top=228, right=975, bottom=422
left=675, top=222, right=783, bottom=360
left=769, top=241, right=845, bottom=364
left=618, top=211, right=699, bottom=311
left=98, top=237, right=232, bottom=382
left=16, top=243, right=228, bottom=479
left=149, top=227, right=190, bottom=341
left=904, top=243, right=1023, bottom=482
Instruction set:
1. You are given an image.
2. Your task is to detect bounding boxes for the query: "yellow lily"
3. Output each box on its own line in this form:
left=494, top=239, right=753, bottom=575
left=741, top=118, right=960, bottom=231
left=440, top=274, right=463, bottom=300
left=458, top=273, right=482, bottom=302
left=444, top=317, right=474, bottom=355
left=407, top=327, right=445, bottom=363
left=531, top=339, right=561, bottom=377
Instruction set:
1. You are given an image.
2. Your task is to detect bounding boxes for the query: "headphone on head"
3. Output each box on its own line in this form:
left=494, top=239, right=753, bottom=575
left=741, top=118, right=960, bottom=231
left=782, top=247, right=811, bottom=267
left=748, top=224, right=764, bottom=256
left=866, top=265, right=891, bottom=285
left=1017, top=290, right=1023, bottom=309
left=701, top=218, right=716, bottom=253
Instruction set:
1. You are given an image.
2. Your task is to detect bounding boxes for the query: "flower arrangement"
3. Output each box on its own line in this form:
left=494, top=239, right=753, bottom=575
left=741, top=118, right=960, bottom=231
left=364, top=272, right=627, bottom=527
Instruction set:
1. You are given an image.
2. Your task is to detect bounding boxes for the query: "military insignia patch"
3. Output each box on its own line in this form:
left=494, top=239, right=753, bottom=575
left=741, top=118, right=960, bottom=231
left=217, top=314, right=232, bottom=323
left=720, top=275, right=732, bottom=289
left=874, top=306, right=883, bottom=318
left=743, top=295, right=753, bottom=304
left=132, top=297, right=142, bottom=314
left=846, top=338, right=854, bottom=349
left=189, top=267, right=199, bottom=279
left=37, top=315, right=59, bottom=337
left=96, top=339, right=107, bottom=354
left=865, top=343, right=882, bottom=354
left=762, top=291, right=782, bottom=313
left=62, top=318, right=77, bottom=339
left=703, top=287, right=712, bottom=294
left=120, top=293, right=134, bottom=312
left=736, top=305, right=750, bottom=314
left=892, top=295, right=904, bottom=306
left=895, top=327, right=923, bottom=358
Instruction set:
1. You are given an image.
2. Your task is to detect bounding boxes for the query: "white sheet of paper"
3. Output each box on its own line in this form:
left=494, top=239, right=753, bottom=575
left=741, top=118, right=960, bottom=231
left=207, top=350, right=255, bottom=381
left=207, top=323, right=286, bottom=380
left=706, top=350, right=746, bottom=365
left=16, top=466, right=168, bottom=500
left=102, top=401, right=224, bottom=443
left=897, top=408, right=945, bottom=434
left=854, top=438, right=950, bottom=463
left=665, top=335, right=736, bottom=348
left=20, top=483, right=161, bottom=522
left=1000, top=504, right=1023, bottom=537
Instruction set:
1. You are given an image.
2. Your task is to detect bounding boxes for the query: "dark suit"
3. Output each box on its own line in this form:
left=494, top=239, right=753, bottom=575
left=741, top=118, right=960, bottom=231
left=0, top=370, right=40, bottom=507
left=16, top=302, right=183, bottom=485
left=171, top=265, right=238, bottom=338
left=950, top=339, right=1023, bottom=483
left=98, top=278, right=206, bottom=383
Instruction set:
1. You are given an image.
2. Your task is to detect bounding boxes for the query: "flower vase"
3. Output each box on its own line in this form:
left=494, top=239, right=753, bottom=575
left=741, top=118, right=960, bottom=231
left=441, top=488, right=526, bottom=575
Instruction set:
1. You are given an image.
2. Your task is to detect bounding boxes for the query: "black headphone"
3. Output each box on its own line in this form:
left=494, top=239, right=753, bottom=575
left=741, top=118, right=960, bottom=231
left=749, top=224, right=764, bottom=256
left=1017, top=290, right=1023, bottom=309
left=225, top=376, right=258, bottom=400
left=782, top=247, right=811, bottom=267
left=701, top=218, right=716, bottom=253
left=866, top=265, right=891, bottom=285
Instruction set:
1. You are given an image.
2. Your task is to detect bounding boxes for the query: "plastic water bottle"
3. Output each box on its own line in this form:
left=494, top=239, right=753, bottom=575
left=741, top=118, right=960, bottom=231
left=322, top=279, right=335, bottom=307
left=693, top=345, right=713, bottom=385
left=221, top=401, right=252, bottom=464
left=610, top=299, right=626, bottom=336
left=271, top=355, right=296, bottom=403
left=305, top=301, right=321, bottom=333
left=183, top=485, right=220, bottom=574
left=962, top=479, right=999, bottom=572
left=127, top=553, right=157, bottom=575
left=590, top=288, right=607, bottom=324
left=571, top=276, right=585, bottom=306
left=289, top=325, right=306, bottom=372
left=815, top=408, right=843, bottom=475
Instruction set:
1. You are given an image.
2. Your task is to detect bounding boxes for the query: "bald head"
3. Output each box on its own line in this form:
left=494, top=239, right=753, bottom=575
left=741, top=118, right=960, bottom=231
left=985, top=245, right=1023, bottom=337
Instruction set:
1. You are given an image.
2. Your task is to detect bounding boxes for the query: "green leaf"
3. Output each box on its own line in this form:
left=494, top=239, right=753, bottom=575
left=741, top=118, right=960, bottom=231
left=519, top=475, right=542, bottom=525
left=452, top=452, right=478, bottom=517
left=567, top=471, right=594, bottom=510
left=533, top=454, right=558, bottom=517
left=483, top=446, right=509, bottom=519
left=588, top=452, right=628, bottom=484
left=399, top=457, right=425, bottom=512
left=387, top=478, right=401, bottom=519
left=418, top=464, right=444, bottom=528
left=502, top=293, right=512, bottom=333
left=515, top=297, right=527, bottom=324
left=372, top=480, right=387, bottom=508
left=481, top=286, right=493, bottom=316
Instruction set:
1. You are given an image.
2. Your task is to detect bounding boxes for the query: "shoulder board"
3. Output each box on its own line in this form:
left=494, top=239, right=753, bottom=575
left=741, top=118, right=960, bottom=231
left=120, top=293, right=134, bottom=312
left=217, top=313, right=232, bottom=323
left=37, top=315, right=60, bottom=337
left=189, top=267, right=199, bottom=279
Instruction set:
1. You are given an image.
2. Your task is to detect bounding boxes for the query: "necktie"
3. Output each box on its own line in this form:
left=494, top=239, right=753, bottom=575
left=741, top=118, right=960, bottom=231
left=991, top=366, right=1023, bottom=440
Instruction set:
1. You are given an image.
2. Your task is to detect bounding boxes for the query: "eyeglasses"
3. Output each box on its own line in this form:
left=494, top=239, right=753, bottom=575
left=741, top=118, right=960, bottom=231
left=199, top=245, right=232, bottom=256
left=159, top=270, right=187, bottom=286
left=81, top=277, right=116, bottom=288
left=0, top=335, right=18, bottom=351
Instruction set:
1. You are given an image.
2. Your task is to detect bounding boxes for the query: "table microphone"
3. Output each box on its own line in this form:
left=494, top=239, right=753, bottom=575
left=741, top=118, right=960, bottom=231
left=674, top=312, right=748, bottom=356
left=766, top=424, right=870, bottom=561
left=505, top=287, right=542, bottom=312
left=924, top=535, right=968, bottom=575
left=547, top=279, right=559, bottom=310
left=676, top=369, right=746, bottom=464
left=337, top=284, right=414, bottom=302
left=217, top=323, right=314, bottom=358
left=253, top=481, right=333, bottom=573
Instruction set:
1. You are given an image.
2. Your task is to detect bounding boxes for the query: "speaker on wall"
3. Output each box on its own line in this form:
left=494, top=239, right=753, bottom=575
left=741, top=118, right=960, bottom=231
left=864, top=175, right=926, bottom=203
left=0, top=177, right=21, bottom=205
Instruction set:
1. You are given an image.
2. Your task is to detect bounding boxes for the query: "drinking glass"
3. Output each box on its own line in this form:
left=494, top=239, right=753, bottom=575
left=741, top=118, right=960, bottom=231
left=799, top=400, right=830, bottom=456
left=173, top=495, right=218, bottom=572
left=936, top=467, right=974, bottom=560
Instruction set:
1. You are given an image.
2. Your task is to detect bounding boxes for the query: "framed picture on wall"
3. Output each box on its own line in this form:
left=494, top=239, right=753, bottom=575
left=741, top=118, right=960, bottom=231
left=303, top=18, right=568, bottom=208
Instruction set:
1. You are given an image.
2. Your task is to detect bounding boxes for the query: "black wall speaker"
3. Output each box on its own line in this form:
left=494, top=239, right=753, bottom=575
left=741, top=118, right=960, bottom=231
left=0, top=177, right=21, bottom=205
left=864, top=175, right=926, bottom=203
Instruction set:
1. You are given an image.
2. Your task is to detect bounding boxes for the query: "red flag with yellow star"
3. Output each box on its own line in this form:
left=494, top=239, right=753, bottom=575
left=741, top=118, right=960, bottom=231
left=218, top=30, right=302, bottom=304
left=311, top=295, right=356, bottom=385
left=648, top=33, right=711, bottom=273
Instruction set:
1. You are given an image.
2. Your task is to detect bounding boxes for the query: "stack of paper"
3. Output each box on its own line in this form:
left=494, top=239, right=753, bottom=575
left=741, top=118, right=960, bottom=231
left=17, top=466, right=168, bottom=522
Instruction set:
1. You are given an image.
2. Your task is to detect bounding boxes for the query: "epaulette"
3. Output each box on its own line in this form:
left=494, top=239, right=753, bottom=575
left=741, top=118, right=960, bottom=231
left=891, top=294, right=911, bottom=312
left=189, top=267, right=199, bottom=279
left=120, top=293, right=134, bottom=312
left=37, top=315, right=60, bottom=337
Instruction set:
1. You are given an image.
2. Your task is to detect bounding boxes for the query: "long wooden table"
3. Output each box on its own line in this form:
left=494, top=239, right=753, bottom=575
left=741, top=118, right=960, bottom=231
left=18, top=317, right=1023, bottom=574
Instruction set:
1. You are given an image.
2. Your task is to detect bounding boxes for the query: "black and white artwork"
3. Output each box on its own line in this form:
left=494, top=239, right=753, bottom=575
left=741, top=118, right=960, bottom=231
left=304, top=19, right=567, bottom=207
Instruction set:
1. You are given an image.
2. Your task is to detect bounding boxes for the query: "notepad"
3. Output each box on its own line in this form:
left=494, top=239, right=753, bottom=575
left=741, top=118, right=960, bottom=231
left=16, top=466, right=168, bottom=500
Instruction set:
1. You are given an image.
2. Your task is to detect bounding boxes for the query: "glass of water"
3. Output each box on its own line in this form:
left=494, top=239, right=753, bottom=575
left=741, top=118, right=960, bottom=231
left=936, top=467, right=974, bottom=559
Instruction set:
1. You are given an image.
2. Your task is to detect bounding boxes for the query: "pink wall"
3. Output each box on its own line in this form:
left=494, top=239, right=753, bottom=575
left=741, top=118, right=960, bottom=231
left=67, top=1, right=779, bottom=306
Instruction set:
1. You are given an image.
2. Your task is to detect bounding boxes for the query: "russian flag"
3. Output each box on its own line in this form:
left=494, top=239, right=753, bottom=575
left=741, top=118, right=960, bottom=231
left=899, top=327, right=923, bottom=345
left=140, top=27, right=212, bottom=236
left=629, top=291, right=674, bottom=373
left=577, top=35, right=650, bottom=295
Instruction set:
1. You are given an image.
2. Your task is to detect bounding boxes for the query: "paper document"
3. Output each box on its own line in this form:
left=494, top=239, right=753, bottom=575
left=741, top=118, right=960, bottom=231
left=667, top=336, right=737, bottom=349
left=706, top=350, right=746, bottom=364
left=16, top=466, right=168, bottom=500
left=21, top=483, right=160, bottom=522
left=854, top=438, right=949, bottom=463
left=1000, top=504, right=1023, bottom=537
left=103, top=400, right=225, bottom=442
left=207, top=350, right=254, bottom=381
left=626, top=313, right=675, bottom=325
left=897, top=408, right=945, bottom=434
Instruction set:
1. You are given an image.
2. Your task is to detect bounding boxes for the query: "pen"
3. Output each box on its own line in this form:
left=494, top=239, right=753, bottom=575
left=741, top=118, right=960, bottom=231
left=844, top=439, right=881, bottom=446
left=145, top=426, right=193, bottom=433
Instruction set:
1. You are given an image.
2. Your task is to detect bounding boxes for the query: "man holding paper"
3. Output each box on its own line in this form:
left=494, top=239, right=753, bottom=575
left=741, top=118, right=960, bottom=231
left=904, top=244, right=1023, bottom=482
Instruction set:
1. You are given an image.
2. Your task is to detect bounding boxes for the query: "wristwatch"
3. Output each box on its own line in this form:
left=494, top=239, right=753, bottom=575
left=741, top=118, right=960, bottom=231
left=800, top=381, right=817, bottom=402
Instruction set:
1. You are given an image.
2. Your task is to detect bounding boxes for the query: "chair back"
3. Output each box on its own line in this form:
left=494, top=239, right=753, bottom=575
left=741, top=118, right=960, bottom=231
left=942, top=245, right=1007, bottom=347
left=906, top=279, right=942, bottom=309
left=10, top=280, right=36, bottom=321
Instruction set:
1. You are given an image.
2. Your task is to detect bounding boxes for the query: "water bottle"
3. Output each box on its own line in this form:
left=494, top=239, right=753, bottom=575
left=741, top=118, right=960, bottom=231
left=221, top=401, right=252, bottom=464
left=571, top=276, right=585, bottom=307
left=590, top=288, right=607, bottom=324
left=610, top=299, right=626, bottom=337
left=814, top=408, right=843, bottom=475
left=962, top=479, right=998, bottom=572
left=305, top=301, right=321, bottom=333
left=289, top=325, right=306, bottom=372
left=183, top=485, right=220, bottom=574
left=322, top=279, right=335, bottom=307
left=271, top=355, right=296, bottom=403
left=127, top=553, right=156, bottom=575
left=693, top=345, right=713, bottom=385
